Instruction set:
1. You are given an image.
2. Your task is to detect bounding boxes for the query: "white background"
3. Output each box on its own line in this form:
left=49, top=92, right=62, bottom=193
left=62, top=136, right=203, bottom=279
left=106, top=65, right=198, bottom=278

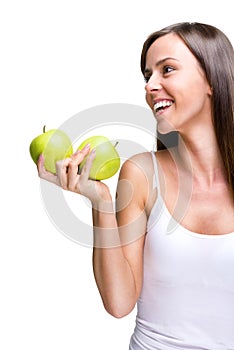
left=1, top=1, right=233, bottom=349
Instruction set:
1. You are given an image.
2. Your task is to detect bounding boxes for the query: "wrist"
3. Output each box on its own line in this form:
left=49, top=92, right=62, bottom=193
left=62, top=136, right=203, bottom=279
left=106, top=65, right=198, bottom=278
left=91, top=187, right=114, bottom=212
left=91, top=192, right=114, bottom=214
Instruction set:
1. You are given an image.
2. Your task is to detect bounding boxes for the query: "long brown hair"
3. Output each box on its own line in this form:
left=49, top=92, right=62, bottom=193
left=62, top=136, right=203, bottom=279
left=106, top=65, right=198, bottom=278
left=141, top=22, right=234, bottom=201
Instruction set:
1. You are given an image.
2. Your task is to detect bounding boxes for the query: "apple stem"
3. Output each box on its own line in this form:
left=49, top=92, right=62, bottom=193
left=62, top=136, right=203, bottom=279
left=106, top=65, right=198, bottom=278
left=43, top=125, right=46, bottom=133
left=114, top=141, right=119, bottom=148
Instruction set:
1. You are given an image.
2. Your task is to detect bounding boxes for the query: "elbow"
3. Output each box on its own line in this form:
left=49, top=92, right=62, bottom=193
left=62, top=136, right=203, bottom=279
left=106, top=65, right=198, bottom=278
left=107, top=309, right=129, bottom=319
left=104, top=302, right=135, bottom=319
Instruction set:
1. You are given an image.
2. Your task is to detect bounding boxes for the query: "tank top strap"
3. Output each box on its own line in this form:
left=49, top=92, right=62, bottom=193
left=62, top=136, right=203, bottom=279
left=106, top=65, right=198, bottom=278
left=150, top=151, right=161, bottom=196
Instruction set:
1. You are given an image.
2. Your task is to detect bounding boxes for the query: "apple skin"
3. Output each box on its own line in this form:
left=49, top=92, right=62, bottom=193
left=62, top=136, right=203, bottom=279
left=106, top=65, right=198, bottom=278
left=77, top=135, right=120, bottom=180
left=29, top=127, right=73, bottom=174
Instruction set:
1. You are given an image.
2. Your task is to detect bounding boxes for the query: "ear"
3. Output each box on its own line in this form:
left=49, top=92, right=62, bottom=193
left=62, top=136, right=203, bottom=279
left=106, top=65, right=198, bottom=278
left=207, top=84, right=213, bottom=96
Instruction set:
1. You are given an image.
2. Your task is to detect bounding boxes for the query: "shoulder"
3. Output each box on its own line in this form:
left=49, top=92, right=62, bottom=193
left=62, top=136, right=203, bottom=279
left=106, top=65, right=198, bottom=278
left=119, top=149, right=172, bottom=184
left=117, top=151, right=167, bottom=211
left=155, top=147, right=177, bottom=176
left=155, top=147, right=173, bottom=162
left=116, top=152, right=152, bottom=210
left=119, top=151, right=153, bottom=183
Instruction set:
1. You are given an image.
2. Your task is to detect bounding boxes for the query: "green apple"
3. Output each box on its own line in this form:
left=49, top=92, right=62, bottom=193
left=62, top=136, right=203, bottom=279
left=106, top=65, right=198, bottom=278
left=29, top=126, right=73, bottom=174
left=77, top=135, right=120, bottom=180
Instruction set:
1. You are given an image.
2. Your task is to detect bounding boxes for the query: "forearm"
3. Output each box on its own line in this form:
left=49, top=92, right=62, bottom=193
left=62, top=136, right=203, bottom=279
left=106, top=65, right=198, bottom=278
left=92, top=201, right=137, bottom=318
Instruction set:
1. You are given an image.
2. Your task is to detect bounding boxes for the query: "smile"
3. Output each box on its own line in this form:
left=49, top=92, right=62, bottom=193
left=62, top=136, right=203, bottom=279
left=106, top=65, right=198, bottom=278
left=153, top=100, right=174, bottom=115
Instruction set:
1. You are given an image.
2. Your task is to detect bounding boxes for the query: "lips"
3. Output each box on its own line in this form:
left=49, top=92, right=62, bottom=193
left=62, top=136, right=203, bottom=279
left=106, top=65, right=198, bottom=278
left=153, top=99, right=174, bottom=113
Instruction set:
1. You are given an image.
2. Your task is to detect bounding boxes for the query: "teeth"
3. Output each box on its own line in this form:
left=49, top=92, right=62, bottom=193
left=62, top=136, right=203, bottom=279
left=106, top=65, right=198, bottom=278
left=153, top=100, right=173, bottom=112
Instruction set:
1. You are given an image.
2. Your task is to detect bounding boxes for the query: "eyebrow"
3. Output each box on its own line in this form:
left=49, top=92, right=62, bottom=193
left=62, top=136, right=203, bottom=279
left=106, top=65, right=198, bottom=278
left=144, top=57, right=179, bottom=74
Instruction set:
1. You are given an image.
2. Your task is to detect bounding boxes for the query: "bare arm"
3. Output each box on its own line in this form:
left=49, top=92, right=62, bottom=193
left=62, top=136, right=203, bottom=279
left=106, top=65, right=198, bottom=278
left=92, top=155, right=149, bottom=317
left=37, top=148, right=149, bottom=318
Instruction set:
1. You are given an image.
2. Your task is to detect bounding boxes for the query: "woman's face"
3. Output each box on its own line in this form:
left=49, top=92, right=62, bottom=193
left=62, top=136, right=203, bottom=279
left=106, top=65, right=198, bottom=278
left=144, top=33, right=212, bottom=134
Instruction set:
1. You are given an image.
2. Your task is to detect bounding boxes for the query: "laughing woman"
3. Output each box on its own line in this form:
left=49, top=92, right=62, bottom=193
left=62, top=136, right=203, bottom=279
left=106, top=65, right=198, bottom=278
left=38, top=22, right=234, bottom=349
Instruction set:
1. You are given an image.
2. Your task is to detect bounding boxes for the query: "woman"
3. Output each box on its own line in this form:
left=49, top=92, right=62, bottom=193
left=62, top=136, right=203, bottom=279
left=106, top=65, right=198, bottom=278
left=38, top=22, right=234, bottom=349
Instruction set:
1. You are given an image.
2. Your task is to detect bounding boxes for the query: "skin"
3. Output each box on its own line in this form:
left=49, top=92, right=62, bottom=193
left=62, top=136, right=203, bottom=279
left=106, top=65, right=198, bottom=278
left=144, top=33, right=212, bottom=136
left=144, top=33, right=234, bottom=234
left=37, top=33, right=234, bottom=318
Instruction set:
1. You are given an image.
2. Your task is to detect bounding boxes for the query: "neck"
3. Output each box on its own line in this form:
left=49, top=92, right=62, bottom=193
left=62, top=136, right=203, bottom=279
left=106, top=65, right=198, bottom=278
left=172, top=128, right=226, bottom=189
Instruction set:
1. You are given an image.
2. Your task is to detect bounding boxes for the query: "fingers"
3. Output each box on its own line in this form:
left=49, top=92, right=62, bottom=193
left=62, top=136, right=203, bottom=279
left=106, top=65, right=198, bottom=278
left=55, top=157, right=72, bottom=188
left=66, top=156, right=79, bottom=190
left=67, top=144, right=93, bottom=191
left=37, top=153, right=45, bottom=175
left=79, top=149, right=96, bottom=182
left=36, top=144, right=94, bottom=192
left=37, top=154, right=58, bottom=184
left=70, top=146, right=90, bottom=169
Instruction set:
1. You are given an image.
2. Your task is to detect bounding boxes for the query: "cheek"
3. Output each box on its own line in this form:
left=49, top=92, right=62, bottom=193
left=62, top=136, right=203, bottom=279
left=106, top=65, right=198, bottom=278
left=145, top=93, right=153, bottom=109
left=173, top=78, right=207, bottom=110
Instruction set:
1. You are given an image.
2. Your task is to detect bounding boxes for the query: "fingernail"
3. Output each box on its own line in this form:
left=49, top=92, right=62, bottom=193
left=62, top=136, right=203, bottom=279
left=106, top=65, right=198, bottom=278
left=84, top=143, right=90, bottom=150
left=89, top=148, right=96, bottom=157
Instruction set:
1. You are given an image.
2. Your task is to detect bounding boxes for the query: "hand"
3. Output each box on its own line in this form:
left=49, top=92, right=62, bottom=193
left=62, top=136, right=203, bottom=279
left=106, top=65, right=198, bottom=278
left=37, top=145, right=112, bottom=205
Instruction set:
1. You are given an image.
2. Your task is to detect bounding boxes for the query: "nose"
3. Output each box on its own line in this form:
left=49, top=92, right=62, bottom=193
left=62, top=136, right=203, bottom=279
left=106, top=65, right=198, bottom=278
left=145, top=74, right=162, bottom=93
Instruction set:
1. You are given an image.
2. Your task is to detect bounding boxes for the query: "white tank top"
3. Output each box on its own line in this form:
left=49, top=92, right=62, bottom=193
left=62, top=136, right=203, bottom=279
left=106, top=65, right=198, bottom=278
left=129, top=151, right=234, bottom=350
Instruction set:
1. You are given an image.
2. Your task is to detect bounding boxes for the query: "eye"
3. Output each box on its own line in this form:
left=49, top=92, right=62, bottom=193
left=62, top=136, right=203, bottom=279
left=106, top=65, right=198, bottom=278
left=163, top=65, right=175, bottom=74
